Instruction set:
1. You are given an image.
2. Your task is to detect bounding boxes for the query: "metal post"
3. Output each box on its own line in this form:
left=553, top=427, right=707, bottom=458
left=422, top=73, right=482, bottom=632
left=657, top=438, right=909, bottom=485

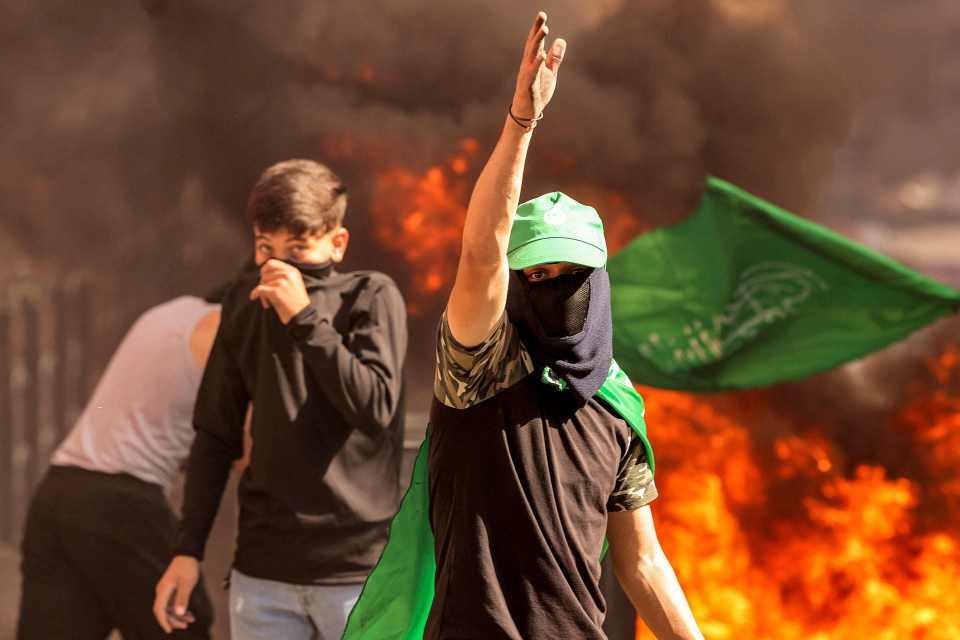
left=0, top=305, right=12, bottom=544
left=23, top=297, right=41, bottom=495
left=53, top=284, right=70, bottom=443
left=76, top=280, right=94, bottom=403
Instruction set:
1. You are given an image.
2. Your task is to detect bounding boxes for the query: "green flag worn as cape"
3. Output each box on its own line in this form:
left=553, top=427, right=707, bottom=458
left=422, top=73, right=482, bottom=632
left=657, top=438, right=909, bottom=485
left=341, top=360, right=650, bottom=640
left=344, top=177, right=960, bottom=638
left=609, top=176, right=960, bottom=391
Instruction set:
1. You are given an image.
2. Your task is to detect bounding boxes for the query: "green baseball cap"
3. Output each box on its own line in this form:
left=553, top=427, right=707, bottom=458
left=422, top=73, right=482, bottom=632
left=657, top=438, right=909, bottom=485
left=507, top=192, right=607, bottom=270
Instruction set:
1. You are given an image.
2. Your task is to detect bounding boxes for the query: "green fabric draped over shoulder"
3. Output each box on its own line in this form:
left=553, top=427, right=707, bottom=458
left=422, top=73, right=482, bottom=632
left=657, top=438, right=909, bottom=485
left=341, top=360, right=651, bottom=640
left=342, top=176, right=960, bottom=638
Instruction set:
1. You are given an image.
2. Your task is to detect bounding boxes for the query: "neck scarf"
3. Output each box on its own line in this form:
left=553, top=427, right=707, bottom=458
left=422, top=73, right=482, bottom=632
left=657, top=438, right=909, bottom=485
left=506, top=266, right=614, bottom=403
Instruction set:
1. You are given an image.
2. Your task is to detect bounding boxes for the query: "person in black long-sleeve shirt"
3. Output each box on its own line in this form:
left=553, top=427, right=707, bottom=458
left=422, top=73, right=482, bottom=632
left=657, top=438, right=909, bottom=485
left=153, top=160, right=407, bottom=640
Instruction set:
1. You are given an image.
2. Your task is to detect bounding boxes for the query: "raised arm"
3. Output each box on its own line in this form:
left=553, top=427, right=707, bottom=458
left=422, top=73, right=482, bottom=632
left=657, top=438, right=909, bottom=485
left=607, top=507, right=705, bottom=640
left=446, top=12, right=566, bottom=347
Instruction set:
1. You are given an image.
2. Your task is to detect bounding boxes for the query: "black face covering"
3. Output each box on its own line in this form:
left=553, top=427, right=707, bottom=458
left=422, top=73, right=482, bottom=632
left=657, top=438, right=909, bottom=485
left=526, top=271, right=592, bottom=338
left=262, top=257, right=335, bottom=288
left=506, top=266, right=613, bottom=404
left=286, top=259, right=333, bottom=283
left=252, top=259, right=336, bottom=325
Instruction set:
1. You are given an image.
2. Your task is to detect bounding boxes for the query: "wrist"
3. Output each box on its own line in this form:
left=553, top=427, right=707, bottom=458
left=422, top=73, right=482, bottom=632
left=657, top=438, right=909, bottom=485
left=286, top=304, right=339, bottom=347
left=509, top=98, right=537, bottom=121
left=286, top=303, right=318, bottom=334
left=506, top=106, right=542, bottom=135
left=172, top=543, right=204, bottom=561
left=505, top=114, right=535, bottom=136
left=281, top=301, right=311, bottom=325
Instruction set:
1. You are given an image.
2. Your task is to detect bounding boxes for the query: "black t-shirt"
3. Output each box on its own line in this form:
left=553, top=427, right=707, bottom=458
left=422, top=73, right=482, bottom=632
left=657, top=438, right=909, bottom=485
left=175, top=266, right=407, bottom=585
left=426, top=314, right=656, bottom=638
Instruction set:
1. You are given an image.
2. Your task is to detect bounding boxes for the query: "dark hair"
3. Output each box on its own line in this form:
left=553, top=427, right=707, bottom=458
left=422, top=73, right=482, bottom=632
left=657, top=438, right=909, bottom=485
left=246, top=159, right=348, bottom=236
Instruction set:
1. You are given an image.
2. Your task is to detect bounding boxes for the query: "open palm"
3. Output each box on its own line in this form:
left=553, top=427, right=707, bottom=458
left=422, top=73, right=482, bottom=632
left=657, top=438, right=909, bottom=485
left=512, top=12, right=566, bottom=120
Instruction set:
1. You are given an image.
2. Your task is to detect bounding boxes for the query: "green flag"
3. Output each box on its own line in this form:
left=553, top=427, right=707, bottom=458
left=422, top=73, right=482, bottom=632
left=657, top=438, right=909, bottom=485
left=343, top=177, right=960, bottom=638
left=609, top=176, right=960, bottom=391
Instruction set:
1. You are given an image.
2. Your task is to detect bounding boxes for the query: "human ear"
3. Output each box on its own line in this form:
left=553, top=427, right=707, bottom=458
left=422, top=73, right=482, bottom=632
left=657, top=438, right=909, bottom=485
left=331, top=227, right=350, bottom=263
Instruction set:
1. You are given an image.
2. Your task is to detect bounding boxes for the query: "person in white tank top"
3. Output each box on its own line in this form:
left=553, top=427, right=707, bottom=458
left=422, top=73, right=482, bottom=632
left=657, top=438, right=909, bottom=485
left=52, top=296, right=219, bottom=489
left=17, top=294, right=223, bottom=640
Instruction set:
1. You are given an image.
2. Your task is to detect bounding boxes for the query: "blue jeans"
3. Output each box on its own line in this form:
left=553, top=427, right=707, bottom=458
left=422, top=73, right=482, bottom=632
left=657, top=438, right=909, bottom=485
left=229, top=569, right=362, bottom=640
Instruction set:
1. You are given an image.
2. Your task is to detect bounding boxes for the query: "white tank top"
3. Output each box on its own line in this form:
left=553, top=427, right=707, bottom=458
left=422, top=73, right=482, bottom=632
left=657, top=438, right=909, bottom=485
left=52, top=296, right=219, bottom=491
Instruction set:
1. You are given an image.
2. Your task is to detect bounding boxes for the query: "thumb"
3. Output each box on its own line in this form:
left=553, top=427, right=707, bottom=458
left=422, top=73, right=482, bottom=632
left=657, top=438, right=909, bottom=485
left=546, top=38, right=566, bottom=72
left=174, top=575, right=195, bottom=615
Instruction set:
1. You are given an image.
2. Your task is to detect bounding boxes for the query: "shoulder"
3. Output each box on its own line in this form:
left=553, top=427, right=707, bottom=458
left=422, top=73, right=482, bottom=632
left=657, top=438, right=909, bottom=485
left=341, top=270, right=402, bottom=296
left=134, top=296, right=211, bottom=329
left=140, top=295, right=198, bottom=317
left=214, top=270, right=262, bottom=336
left=189, top=307, right=221, bottom=367
left=192, top=306, right=221, bottom=335
left=338, top=270, right=406, bottom=317
left=434, top=312, right=533, bottom=409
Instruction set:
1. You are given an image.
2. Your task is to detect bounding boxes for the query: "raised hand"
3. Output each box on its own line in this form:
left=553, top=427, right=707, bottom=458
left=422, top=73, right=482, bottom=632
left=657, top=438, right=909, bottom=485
left=511, top=12, right=566, bottom=121
left=446, top=12, right=565, bottom=347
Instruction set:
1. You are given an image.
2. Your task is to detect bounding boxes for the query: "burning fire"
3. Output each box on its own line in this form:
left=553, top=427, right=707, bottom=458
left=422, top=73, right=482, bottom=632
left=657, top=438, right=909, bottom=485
left=363, top=137, right=960, bottom=637
left=637, top=345, right=960, bottom=639
left=369, top=140, right=650, bottom=314
left=371, top=138, right=478, bottom=315
left=361, top=134, right=960, bottom=638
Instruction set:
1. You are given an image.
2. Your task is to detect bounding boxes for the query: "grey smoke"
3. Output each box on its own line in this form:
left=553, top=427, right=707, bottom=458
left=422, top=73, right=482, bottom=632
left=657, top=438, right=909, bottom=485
left=1, top=0, right=956, bottom=399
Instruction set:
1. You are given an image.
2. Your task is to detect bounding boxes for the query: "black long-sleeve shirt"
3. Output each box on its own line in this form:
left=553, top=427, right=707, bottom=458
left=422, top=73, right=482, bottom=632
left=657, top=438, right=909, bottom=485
left=175, top=263, right=407, bottom=584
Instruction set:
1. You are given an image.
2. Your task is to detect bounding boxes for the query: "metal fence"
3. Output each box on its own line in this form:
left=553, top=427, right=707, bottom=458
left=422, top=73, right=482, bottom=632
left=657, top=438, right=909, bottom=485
left=0, top=278, right=97, bottom=546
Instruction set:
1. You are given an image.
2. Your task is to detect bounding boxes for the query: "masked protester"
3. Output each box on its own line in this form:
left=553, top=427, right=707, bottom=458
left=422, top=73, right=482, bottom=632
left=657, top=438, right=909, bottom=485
left=504, top=192, right=614, bottom=403
left=153, top=160, right=408, bottom=640
left=344, top=12, right=704, bottom=640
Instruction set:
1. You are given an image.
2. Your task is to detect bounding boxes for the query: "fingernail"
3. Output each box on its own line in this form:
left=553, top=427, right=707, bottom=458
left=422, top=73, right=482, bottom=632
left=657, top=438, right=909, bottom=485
left=176, top=606, right=185, bottom=615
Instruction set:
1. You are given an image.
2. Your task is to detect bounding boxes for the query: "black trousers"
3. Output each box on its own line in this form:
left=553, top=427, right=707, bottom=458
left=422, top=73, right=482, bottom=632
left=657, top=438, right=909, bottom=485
left=17, top=465, right=213, bottom=639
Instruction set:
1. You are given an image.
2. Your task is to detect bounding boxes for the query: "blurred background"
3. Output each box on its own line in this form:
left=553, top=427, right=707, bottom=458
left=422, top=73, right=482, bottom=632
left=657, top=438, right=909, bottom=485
left=1, top=0, right=959, bottom=638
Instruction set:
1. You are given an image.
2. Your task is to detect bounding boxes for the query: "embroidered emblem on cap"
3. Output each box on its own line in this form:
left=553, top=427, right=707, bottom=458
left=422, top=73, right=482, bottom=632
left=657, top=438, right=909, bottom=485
left=544, top=209, right=567, bottom=226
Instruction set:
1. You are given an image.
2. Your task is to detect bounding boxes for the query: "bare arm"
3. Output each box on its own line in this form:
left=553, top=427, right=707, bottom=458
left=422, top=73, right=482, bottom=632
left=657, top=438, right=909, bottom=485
left=189, top=309, right=220, bottom=368
left=446, top=12, right=566, bottom=347
left=607, top=507, right=704, bottom=640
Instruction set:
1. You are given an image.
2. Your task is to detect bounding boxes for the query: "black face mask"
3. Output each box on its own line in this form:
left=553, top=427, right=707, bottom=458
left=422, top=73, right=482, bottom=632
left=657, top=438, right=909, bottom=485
left=526, top=271, right=591, bottom=338
left=506, top=266, right=614, bottom=404
left=264, top=257, right=334, bottom=286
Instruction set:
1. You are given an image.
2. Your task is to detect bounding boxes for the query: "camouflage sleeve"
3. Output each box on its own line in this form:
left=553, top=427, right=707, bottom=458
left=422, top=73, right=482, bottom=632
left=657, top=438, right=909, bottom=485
left=607, top=435, right=658, bottom=512
left=433, top=311, right=534, bottom=410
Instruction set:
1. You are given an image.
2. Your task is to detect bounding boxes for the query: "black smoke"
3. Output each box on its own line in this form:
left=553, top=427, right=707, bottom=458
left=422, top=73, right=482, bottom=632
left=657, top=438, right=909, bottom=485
left=1, top=0, right=955, bottom=400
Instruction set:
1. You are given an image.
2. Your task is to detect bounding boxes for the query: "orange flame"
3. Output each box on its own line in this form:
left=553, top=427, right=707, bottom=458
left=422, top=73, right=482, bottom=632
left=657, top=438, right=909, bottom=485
left=898, top=345, right=960, bottom=505
left=361, top=138, right=960, bottom=637
left=635, top=345, right=960, bottom=638
left=369, top=140, right=654, bottom=313
left=371, top=139, right=479, bottom=314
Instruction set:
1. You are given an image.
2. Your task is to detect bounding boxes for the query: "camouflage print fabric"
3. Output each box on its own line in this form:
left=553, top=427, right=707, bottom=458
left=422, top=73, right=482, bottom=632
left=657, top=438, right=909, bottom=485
left=434, top=312, right=535, bottom=410
left=607, top=439, right=658, bottom=511
left=434, top=310, right=656, bottom=510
